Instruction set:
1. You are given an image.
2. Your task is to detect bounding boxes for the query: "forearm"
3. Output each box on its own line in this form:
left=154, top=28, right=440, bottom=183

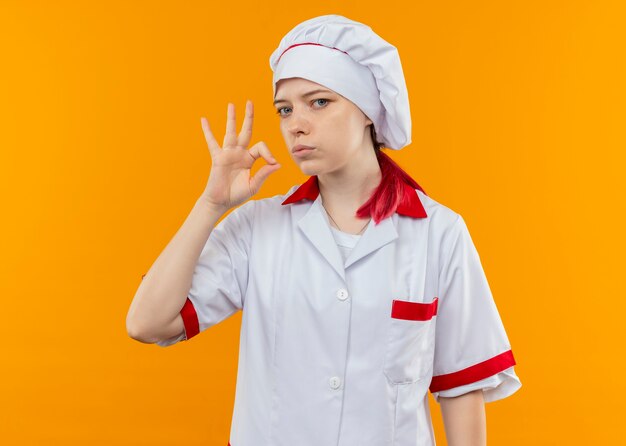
left=126, top=197, right=227, bottom=342
left=439, top=389, right=486, bottom=446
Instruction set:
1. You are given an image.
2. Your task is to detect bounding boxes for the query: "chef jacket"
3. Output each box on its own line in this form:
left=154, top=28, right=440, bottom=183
left=152, top=175, right=522, bottom=446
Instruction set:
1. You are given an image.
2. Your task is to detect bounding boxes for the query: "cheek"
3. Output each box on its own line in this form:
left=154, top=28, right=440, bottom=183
left=333, top=115, right=366, bottom=145
left=279, top=123, right=290, bottom=141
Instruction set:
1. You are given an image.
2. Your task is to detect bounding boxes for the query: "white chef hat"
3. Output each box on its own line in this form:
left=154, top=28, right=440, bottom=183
left=269, top=14, right=411, bottom=150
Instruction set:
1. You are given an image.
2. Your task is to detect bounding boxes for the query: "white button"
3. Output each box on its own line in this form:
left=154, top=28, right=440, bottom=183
left=329, top=376, right=341, bottom=390
left=336, top=288, right=349, bottom=301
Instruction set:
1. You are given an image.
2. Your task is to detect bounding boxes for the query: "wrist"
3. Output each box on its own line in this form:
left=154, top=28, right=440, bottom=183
left=195, top=197, right=229, bottom=216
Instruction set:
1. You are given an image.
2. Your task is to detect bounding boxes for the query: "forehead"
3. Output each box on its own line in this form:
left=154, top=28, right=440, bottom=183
left=274, top=77, right=336, bottom=98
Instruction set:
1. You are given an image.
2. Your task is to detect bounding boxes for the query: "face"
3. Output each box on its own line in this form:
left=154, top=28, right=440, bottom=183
left=273, top=77, right=374, bottom=176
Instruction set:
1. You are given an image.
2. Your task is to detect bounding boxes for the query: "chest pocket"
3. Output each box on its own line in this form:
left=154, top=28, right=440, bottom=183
left=383, top=297, right=438, bottom=384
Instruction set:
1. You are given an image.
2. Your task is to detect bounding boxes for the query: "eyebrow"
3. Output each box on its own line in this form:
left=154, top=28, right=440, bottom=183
left=273, top=89, right=334, bottom=106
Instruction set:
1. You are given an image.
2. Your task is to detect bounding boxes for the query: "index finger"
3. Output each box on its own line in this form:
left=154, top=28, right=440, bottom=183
left=201, top=117, right=220, bottom=155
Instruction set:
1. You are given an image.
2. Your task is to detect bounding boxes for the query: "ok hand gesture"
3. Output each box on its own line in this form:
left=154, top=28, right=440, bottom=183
left=199, top=100, right=281, bottom=211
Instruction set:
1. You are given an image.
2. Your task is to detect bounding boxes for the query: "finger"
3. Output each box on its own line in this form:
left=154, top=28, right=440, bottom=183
left=248, top=141, right=278, bottom=165
left=200, top=117, right=220, bottom=156
left=223, top=103, right=238, bottom=149
left=237, top=100, right=254, bottom=149
left=249, top=163, right=282, bottom=195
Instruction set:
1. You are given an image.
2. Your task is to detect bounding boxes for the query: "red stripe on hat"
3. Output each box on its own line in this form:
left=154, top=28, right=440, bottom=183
left=277, top=42, right=349, bottom=64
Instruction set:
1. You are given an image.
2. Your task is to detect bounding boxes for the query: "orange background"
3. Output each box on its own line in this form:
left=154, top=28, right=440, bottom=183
left=1, top=1, right=624, bottom=444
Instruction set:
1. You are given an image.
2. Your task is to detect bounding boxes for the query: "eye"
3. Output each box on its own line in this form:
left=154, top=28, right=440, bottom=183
left=276, top=106, right=291, bottom=117
left=275, top=99, right=329, bottom=118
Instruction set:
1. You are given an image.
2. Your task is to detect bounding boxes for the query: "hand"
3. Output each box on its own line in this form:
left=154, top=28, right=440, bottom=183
left=199, top=100, right=281, bottom=211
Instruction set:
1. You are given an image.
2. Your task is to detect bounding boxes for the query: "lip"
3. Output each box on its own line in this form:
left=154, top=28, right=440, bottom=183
left=292, top=144, right=315, bottom=153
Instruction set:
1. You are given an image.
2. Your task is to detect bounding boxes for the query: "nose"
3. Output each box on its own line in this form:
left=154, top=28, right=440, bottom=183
left=286, top=108, right=310, bottom=136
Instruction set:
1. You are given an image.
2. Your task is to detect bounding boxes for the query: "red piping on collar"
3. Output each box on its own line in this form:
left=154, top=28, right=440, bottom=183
left=281, top=175, right=428, bottom=219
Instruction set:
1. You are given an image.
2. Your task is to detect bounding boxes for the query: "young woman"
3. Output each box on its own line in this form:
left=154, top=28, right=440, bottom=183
left=127, top=14, right=521, bottom=446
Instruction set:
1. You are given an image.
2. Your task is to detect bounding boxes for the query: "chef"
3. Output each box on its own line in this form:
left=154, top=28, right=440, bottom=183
left=140, top=14, right=522, bottom=446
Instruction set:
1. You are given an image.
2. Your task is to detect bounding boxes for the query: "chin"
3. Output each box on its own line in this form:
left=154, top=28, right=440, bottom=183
left=295, top=160, right=324, bottom=176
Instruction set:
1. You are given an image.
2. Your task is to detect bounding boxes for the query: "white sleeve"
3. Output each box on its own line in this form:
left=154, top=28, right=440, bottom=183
left=153, top=200, right=254, bottom=347
left=429, top=215, right=522, bottom=402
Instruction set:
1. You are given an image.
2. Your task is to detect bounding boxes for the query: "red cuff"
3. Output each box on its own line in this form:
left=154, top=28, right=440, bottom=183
left=429, top=349, right=516, bottom=393
left=180, top=297, right=200, bottom=340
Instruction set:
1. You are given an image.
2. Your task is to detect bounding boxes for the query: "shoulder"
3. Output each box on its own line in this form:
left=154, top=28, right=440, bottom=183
left=414, top=189, right=463, bottom=235
left=230, top=184, right=301, bottom=221
left=414, top=190, right=484, bottom=267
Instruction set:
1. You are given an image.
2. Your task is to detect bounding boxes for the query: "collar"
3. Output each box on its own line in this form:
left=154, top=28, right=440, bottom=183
left=281, top=175, right=428, bottom=218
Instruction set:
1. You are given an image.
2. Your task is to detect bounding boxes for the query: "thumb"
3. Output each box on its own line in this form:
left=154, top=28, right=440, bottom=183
left=249, top=163, right=282, bottom=194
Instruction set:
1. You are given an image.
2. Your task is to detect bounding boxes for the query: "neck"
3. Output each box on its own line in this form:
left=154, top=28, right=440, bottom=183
left=317, top=147, right=382, bottom=213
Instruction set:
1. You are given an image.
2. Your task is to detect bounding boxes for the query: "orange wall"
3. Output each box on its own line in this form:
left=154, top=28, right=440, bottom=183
left=1, top=1, right=624, bottom=444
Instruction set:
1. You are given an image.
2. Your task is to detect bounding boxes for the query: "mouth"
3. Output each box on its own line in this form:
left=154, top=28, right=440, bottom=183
left=292, top=144, right=315, bottom=153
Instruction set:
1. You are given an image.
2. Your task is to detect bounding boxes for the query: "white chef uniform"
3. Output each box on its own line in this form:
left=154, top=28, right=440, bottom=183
left=152, top=174, right=522, bottom=446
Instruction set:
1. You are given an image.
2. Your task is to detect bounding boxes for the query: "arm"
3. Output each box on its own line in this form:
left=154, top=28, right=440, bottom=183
left=439, top=389, right=486, bottom=446
left=126, top=199, right=227, bottom=344
left=126, top=102, right=280, bottom=345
